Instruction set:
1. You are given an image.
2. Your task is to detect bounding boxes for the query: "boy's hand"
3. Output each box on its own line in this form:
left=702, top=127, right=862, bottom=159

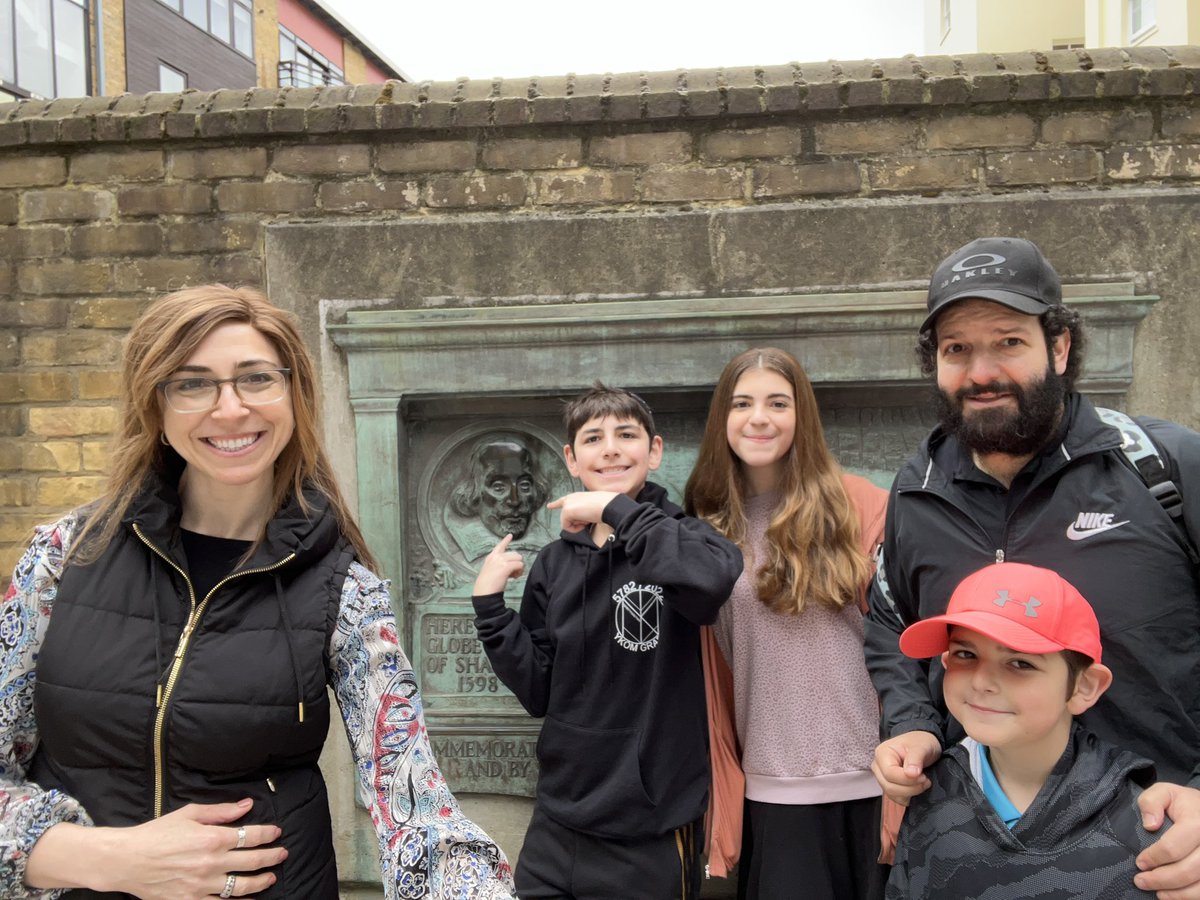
left=1135, top=781, right=1200, bottom=898
left=472, top=534, right=525, bottom=596
left=547, top=492, right=619, bottom=533
left=870, top=731, right=940, bottom=805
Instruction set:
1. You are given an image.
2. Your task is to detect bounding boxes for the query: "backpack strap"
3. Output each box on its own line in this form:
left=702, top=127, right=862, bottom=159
left=1095, top=407, right=1198, bottom=564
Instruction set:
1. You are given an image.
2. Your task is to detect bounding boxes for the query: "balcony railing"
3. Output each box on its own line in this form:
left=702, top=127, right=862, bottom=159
left=278, top=60, right=345, bottom=89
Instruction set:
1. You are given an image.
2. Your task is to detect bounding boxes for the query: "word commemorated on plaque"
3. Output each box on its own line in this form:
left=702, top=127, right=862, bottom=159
left=430, top=734, right=540, bottom=795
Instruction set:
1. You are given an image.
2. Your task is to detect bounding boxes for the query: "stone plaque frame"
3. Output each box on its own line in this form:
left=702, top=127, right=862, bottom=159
left=329, top=283, right=1157, bottom=801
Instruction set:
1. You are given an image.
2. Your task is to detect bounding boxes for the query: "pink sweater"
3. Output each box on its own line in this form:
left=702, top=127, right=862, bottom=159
left=713, top=488, right=884, bottom=805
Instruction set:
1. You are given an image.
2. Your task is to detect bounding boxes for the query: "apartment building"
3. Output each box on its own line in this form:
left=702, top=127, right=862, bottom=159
left=927, top=0, right=1200, bottom=53
left=2, top=0, right=406, bottom=102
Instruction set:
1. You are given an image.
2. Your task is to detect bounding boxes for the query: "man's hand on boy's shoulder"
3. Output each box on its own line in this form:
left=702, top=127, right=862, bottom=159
left=472, top=534, right=526, bottom=596
left=547, top=491, right=619, bottom=533
left=1135, top=781, right=1200, bottom=898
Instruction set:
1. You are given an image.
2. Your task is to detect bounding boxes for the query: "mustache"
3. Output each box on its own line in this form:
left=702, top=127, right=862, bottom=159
left=956, top=381, right=1017, bottom=401
left=936, top=365, right=1065, bottom=458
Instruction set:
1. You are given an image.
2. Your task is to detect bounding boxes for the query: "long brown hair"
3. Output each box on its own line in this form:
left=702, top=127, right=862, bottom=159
left=684, top=348, right=871, bottom=615
left=72, top=285, right=378, bottom=570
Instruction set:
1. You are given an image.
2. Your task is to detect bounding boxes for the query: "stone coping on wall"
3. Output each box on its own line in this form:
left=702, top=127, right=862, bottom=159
left=1, top=46, right=1197, bottom=146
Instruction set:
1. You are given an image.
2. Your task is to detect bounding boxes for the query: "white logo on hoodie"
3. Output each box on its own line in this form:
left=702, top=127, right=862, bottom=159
left=613, top=581, right=663, bottom=652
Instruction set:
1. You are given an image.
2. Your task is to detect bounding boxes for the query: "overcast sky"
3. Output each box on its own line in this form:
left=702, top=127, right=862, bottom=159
left=321, top=0, right=928, bottom=83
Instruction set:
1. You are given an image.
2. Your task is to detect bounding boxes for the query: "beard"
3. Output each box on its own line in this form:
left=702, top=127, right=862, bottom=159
left=935, top=367, right=1067, bottom=457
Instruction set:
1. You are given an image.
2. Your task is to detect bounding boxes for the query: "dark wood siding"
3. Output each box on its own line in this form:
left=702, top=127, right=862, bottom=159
left=124, top=0, right=255, bottom=94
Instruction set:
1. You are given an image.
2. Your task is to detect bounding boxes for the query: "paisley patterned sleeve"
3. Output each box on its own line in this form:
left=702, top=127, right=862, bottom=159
left=0, top=515, right=93, bottom=900
left=330, top=563, right=515, bottom=900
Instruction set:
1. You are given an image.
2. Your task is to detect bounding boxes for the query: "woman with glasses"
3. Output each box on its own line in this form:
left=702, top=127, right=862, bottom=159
left=1, top=286, right=515, bottom=900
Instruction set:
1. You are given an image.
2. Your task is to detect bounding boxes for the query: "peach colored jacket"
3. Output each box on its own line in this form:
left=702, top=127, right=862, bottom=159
left=702, top=472, right=902, bottom=877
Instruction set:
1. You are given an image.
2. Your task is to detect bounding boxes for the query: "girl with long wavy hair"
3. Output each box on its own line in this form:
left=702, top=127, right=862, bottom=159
left=685, top=347, right=888, bottom=900
left=1, top=285, right=514, bottom=900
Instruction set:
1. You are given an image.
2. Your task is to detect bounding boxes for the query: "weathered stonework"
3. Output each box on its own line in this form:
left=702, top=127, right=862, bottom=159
left=3, top=45, right=1200, bottom=897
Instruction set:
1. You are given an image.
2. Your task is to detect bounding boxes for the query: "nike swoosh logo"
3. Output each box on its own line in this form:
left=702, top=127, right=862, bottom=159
left=1065, top=520, right=1130, bottom=541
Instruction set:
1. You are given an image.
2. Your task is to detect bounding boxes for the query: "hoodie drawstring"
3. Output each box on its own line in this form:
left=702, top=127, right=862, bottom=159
left=273, top=573, right=306, bottom=723
left=151, top=555, right=165, bottom=707
left=579, top=551, right=591, bottom=683
left=605, top=537, right=615, bottom=687
left=576, top=532, right=619, bottom=686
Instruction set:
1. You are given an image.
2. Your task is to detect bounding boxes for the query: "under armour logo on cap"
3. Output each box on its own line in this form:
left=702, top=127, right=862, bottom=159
left=993, top=589, right=1041, bottom=618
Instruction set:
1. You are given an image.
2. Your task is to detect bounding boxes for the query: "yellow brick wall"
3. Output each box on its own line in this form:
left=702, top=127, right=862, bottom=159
left=342, top=41, right=370, bottom=85
left=0, top=296, right=131, bottom=575
left=254, top=0, right=281, bottom=89
left=101, top=0, right=128, bottom=95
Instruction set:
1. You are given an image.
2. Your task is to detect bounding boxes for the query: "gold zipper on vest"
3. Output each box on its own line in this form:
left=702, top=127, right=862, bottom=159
left=133, top=523, right=295, bottom=818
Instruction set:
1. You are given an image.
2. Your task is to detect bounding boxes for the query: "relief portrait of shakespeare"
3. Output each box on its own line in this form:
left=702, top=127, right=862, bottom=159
left=420, top=426, right=571, bottom=586
left=451, top=439, right=550, bottom=554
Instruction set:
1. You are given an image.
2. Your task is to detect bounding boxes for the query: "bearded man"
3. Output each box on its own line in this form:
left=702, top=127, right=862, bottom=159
left=864, top=237, right=1200, bottom=897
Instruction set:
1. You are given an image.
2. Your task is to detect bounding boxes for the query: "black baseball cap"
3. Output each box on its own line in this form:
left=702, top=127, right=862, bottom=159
left=922, top=237, right=1063, bottom=332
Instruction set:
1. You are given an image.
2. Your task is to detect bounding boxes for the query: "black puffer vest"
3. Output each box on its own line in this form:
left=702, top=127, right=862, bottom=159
left=29, top=470, right=354, bottom=900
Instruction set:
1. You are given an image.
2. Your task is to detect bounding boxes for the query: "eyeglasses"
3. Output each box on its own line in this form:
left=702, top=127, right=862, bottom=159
left=158, top=368, right=291, bottom=413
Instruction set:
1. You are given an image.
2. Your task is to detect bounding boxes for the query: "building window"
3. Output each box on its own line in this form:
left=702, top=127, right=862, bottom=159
left=940, top=0, right=951, bottom=37
left=158, top=61, right=187, bottom=91
left=1, top=0, right=88, bottom=100
left=182, top=0, right=205, bottom=29
left=1052, top=39, right=1085, bottom=50
left=1130, top=0, right=1156, bottom=40
left=154, top=0, right=254, bottom=58
left=210, top=0, right=229, bottom=42
left=277, top=25, right=344, bottom=88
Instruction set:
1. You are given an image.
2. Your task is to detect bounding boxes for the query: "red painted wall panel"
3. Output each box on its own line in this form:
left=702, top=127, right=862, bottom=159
left=363, top=58, right=388, bottom=82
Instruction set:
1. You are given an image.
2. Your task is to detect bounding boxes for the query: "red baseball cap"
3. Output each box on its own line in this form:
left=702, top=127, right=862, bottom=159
left=899, top=562, right=1102, bottom=662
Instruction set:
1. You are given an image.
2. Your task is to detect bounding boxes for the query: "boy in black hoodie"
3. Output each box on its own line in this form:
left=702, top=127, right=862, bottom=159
left=471, top=383, right=743, bottom=900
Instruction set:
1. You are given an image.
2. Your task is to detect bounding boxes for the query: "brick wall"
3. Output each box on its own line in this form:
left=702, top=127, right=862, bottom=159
left=2, top=46, right=1200, bottom=577
left=254, top=0, right=282, bottom=89
left=98, top=0, right=128, bottom=95
left=341, top=42, right=374, bottom=87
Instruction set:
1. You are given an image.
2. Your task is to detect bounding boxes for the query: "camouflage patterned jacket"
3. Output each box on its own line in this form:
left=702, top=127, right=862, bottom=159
left=888, top=723, right=1162, bottom=899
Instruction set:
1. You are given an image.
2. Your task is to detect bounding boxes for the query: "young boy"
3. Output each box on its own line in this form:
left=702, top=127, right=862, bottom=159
left=888, top=561, right=1165, bottom=899
left=471, top=383, right=743, bottom=900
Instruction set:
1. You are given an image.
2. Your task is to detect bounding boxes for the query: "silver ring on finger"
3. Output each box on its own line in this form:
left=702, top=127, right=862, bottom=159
left=220, top=873, right=237, bottom=899
left=235, top=826, right=247, bottom=849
